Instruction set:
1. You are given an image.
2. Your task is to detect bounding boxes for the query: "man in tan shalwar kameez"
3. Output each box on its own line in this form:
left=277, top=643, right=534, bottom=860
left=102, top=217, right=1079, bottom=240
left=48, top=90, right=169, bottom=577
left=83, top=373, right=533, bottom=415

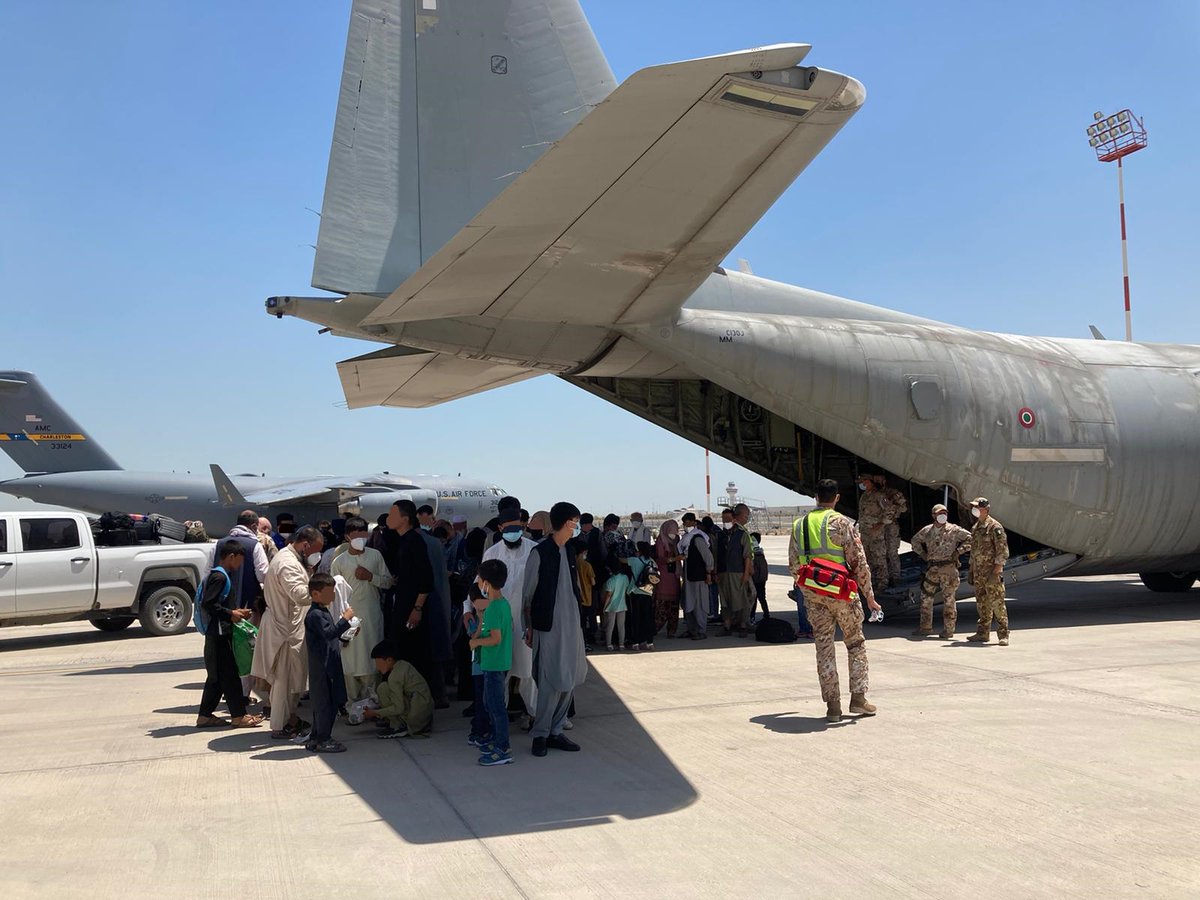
left=252, top=525, right=324, bottom=738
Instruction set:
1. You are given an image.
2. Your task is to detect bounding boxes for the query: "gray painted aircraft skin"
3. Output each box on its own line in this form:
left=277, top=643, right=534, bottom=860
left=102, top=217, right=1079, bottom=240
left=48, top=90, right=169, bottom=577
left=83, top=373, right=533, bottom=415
left=269, top=1, right=1198, bottom=584
left=0, top=371, right=507, bottom=531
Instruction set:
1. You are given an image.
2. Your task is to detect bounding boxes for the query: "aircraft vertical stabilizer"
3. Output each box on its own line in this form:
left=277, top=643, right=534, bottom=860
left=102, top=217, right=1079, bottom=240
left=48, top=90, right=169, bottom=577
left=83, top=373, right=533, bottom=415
left=0, top=371, right=122, bottom=474
left=312, top=0, right=616, bottom=295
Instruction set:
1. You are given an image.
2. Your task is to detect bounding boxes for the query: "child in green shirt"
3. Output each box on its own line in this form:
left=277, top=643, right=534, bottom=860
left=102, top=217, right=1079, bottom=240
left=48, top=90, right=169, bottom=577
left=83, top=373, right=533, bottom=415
left=468, top=558, right=513, bottom=766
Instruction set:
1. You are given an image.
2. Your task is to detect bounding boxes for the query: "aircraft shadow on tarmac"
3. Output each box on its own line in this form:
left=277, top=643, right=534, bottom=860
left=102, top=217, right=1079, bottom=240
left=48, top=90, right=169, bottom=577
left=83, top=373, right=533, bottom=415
left=198, top=664, right=698, bottom=845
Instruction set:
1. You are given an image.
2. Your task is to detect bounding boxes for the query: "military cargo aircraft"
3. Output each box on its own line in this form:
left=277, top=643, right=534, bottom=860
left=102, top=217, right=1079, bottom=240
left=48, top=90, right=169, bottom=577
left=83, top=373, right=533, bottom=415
left=268, top=0, right=1200, bottom=594
left=0, top=370, right=507, bottom=530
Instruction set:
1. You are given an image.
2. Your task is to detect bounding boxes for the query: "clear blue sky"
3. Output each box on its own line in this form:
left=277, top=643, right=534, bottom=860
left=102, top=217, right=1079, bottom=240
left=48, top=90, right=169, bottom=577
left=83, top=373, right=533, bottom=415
left=1, top=1, right=1197, bottom=513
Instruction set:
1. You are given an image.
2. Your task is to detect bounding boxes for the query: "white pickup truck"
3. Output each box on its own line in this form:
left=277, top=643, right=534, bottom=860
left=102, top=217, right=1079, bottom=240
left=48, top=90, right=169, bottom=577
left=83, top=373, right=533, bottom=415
left=0, top=510, right=212, bottom=636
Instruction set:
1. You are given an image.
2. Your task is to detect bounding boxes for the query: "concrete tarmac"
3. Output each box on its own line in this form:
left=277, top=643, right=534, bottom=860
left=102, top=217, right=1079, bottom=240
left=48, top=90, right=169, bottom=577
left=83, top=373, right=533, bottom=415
left=1, top=536, right=1198, bottom=899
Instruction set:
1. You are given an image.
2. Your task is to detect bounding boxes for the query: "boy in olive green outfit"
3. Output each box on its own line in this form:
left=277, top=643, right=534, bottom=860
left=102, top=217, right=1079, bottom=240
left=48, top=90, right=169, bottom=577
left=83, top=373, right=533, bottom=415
left=469, top=558, right=513, bottom=766
left=362, top=640, right=433, bottom=738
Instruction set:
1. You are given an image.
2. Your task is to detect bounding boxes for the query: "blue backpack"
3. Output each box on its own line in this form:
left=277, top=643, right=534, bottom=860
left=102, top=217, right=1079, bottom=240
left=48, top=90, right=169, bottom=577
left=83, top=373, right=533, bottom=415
left=193, top=566, right=231, bottom=636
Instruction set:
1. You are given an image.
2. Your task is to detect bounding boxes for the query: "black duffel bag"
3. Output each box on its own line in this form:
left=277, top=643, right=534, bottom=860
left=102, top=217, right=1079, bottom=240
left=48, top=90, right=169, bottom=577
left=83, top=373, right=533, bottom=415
left=755, top=616, right=796, bottom=644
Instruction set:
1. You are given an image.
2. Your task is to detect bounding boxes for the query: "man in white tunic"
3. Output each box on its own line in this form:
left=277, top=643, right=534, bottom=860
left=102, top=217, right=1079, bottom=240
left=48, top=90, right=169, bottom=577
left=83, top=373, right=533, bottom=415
left=331, top=516, right=394, bottom=701
left=252, top=525, right=323, bottom=738
left=482, top=508, right=538, bottom=716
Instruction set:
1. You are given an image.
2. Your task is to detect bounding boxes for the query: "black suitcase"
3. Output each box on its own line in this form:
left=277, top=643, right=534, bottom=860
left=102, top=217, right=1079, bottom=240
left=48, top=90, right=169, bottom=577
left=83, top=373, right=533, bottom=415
left=148, top=514, right=188, bottom=543
left=98, top=528, right=137, bottom=547
left=133, top=519, right=157, bottom=543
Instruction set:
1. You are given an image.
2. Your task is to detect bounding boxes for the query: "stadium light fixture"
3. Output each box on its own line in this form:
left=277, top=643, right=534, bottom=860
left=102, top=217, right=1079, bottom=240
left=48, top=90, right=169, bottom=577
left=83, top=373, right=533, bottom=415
left=1084, top=108, right=1148, bottom=341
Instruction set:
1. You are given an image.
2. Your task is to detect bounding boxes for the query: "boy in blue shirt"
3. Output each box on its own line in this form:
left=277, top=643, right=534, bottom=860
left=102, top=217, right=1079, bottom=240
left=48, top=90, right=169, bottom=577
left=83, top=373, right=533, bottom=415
left=469, top=558, right=512, bottom=766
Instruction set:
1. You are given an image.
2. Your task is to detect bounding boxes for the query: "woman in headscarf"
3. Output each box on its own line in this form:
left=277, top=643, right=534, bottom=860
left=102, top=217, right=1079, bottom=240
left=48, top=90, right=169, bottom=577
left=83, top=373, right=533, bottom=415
left=653, top=519, right=683, bottom=638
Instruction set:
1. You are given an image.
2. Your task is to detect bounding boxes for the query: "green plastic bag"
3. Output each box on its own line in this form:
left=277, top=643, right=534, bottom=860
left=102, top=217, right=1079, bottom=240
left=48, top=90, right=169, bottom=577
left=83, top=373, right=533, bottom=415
left=232, top=620, right=258, bottom=677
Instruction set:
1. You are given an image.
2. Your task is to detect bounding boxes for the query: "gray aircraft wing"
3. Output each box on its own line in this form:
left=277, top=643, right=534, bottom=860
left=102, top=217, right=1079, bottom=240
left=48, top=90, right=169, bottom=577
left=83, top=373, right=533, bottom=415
left=337, top=346, right=538, bottom=409
left=360, top=45, right=865, bottom=330
left=209, top=464, right=412, bottom=509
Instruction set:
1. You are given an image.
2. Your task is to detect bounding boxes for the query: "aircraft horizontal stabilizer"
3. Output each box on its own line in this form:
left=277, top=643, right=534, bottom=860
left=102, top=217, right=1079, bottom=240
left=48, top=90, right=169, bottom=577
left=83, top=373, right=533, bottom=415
left=337, top=347, right=539, bottom=410
left=211, top=463, right=407, bottom=509
left=360, top=45, right=865, bottom=330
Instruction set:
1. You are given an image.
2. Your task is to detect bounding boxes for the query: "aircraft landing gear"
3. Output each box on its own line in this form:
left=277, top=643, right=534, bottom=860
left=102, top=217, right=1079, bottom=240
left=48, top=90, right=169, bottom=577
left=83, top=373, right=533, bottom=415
left=1138, top=572, right=1198, bottom=593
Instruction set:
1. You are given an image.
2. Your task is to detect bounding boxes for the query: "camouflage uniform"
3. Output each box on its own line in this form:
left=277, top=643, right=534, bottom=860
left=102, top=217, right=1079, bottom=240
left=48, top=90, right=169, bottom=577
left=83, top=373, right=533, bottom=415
left=880, top=487, right=908, bottom=582
left=856, top=490, right=892, bottom=591
left=789, top=511, right=874, bottom=703
left=970, top=515, right=1010, bottom=641
left=257, top=531, right=278, bottom=562
left=910, top=522, right=972, bottom=635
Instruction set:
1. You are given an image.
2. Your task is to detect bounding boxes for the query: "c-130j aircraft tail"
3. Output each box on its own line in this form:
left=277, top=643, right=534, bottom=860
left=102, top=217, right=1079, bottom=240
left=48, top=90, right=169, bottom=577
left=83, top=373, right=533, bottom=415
left=270, top=0, right=1200, bottom=595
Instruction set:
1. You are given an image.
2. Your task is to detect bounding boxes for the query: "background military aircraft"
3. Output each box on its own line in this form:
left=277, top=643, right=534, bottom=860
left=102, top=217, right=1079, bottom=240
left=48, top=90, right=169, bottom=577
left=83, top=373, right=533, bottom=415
left=0, top=370, right=507, bottom=530
left=270, top=0, right=1199, bottom=593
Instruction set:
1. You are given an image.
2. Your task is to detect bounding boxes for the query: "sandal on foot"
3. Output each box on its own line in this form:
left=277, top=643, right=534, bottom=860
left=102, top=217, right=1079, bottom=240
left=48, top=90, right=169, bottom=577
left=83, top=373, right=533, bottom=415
left=229, top=715, right=263, bottom=728
left=195, top=715, right=227, bottom=728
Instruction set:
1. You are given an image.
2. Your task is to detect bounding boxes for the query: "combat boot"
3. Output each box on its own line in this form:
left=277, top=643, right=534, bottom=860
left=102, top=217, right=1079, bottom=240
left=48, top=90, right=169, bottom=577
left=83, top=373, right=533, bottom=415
left=966, top=632, right=989, bottom=643
left=825, top=701, right=842, bottom=723
left=998, top=635, right=1009, bottom=646
left=939, top=630, right=954, bottom=640
left=911, top=627, right=934, bottom=637
left=849, top=693, right=876, bottom=716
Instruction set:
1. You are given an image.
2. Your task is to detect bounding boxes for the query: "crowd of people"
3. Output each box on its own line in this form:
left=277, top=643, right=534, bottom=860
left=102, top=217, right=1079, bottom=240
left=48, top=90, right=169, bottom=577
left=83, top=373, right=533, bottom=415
left=196, top=482, right=1012, bottom=750
left=193, top=497, right=789, bottom=761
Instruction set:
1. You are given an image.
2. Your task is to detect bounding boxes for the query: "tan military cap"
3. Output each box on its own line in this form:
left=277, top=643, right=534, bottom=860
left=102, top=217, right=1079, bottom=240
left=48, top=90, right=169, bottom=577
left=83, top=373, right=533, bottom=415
left=932, top=503, right=948, bottom=514
left=970, top=497, right=990, bottom=508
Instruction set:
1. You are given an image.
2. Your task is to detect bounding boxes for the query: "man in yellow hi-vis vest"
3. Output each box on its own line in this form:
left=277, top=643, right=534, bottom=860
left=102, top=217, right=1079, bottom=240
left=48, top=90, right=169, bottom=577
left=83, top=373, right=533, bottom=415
left=788, top=479, right=882, bottom=723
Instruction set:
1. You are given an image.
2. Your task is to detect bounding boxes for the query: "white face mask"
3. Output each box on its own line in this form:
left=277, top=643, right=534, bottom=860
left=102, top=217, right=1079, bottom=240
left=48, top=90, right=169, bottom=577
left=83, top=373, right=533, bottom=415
left=307, top=552, right=323, bottom=567
left=936, top=514, right=948, bottom=525
left=350, top=537, right=367, bottom=551
left=971, top=508, right=982, bottom=519
left=722, top=522, right=733, bottom=530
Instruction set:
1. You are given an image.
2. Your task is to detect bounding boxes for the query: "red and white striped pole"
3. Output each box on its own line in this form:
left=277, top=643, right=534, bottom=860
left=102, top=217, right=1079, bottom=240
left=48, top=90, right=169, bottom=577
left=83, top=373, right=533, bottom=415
left=1117, top=156, right=1133, bottom=342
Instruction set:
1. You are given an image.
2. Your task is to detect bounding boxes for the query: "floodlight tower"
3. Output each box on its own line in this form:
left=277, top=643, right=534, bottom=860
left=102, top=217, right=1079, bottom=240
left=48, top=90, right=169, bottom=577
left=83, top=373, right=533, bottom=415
left=1086, top=109, right=1147, bottom=341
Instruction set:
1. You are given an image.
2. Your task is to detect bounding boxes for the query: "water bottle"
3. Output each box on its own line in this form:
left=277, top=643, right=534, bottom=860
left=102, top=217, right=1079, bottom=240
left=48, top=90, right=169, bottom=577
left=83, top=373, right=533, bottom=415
left=869, top=607, right=884, bottom=624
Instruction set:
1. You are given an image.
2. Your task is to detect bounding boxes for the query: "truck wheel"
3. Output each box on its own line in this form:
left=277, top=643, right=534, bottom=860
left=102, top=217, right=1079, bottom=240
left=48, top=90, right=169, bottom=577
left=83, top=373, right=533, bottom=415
left=1139, top=572, right=1197, bottom=593
left=91, top=616, right=135, bottom=632
left=138, top=585, right=193, bottom=636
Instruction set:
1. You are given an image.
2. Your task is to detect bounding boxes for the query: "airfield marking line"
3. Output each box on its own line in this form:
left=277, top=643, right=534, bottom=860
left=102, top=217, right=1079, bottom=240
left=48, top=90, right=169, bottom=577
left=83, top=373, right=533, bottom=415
left=0, top=749, right=216, bottom=778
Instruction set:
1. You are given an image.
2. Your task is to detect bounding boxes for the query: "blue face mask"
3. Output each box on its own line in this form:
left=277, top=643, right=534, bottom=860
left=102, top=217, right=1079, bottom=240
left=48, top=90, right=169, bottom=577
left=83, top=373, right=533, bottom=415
left=571, top=522, right=582, bottom=539
left=502, top=528, right=523, bottom=544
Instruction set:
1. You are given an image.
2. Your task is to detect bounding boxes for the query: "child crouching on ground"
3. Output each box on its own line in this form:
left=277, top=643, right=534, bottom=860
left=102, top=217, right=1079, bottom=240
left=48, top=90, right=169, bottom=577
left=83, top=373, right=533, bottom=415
left=363, top=640, right=434, bottom=738
left=304, top=573, right=355, bottom=753
left=469, top=558, right=513, bottom=766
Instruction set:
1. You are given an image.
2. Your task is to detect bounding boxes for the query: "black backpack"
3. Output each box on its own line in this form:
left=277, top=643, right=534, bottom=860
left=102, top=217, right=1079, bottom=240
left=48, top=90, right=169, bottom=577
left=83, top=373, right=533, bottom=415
left=634, top=556, right=660, bottom=592
left=755, top=616, right=796, bottom=644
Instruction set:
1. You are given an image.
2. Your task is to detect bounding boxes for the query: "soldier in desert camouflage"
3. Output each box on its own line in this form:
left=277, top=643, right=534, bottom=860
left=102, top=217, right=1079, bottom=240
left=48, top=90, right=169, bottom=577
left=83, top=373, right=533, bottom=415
left=790, top=478, right=882, bottom=723
left=909, top=503, right=972, bottom=638
left=967, top=498, right=1011, bottom=646
left=874, top=475, right=908, bottom=585
left=856, top=474, right=892, bottom=593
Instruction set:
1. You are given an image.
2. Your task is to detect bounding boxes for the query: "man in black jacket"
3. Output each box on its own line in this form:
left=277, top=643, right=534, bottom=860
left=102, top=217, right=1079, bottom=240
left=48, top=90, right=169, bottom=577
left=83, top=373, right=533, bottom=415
left=197, top=541, right=261, bottom=728
left=521, top=502, right=588, bottom=757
